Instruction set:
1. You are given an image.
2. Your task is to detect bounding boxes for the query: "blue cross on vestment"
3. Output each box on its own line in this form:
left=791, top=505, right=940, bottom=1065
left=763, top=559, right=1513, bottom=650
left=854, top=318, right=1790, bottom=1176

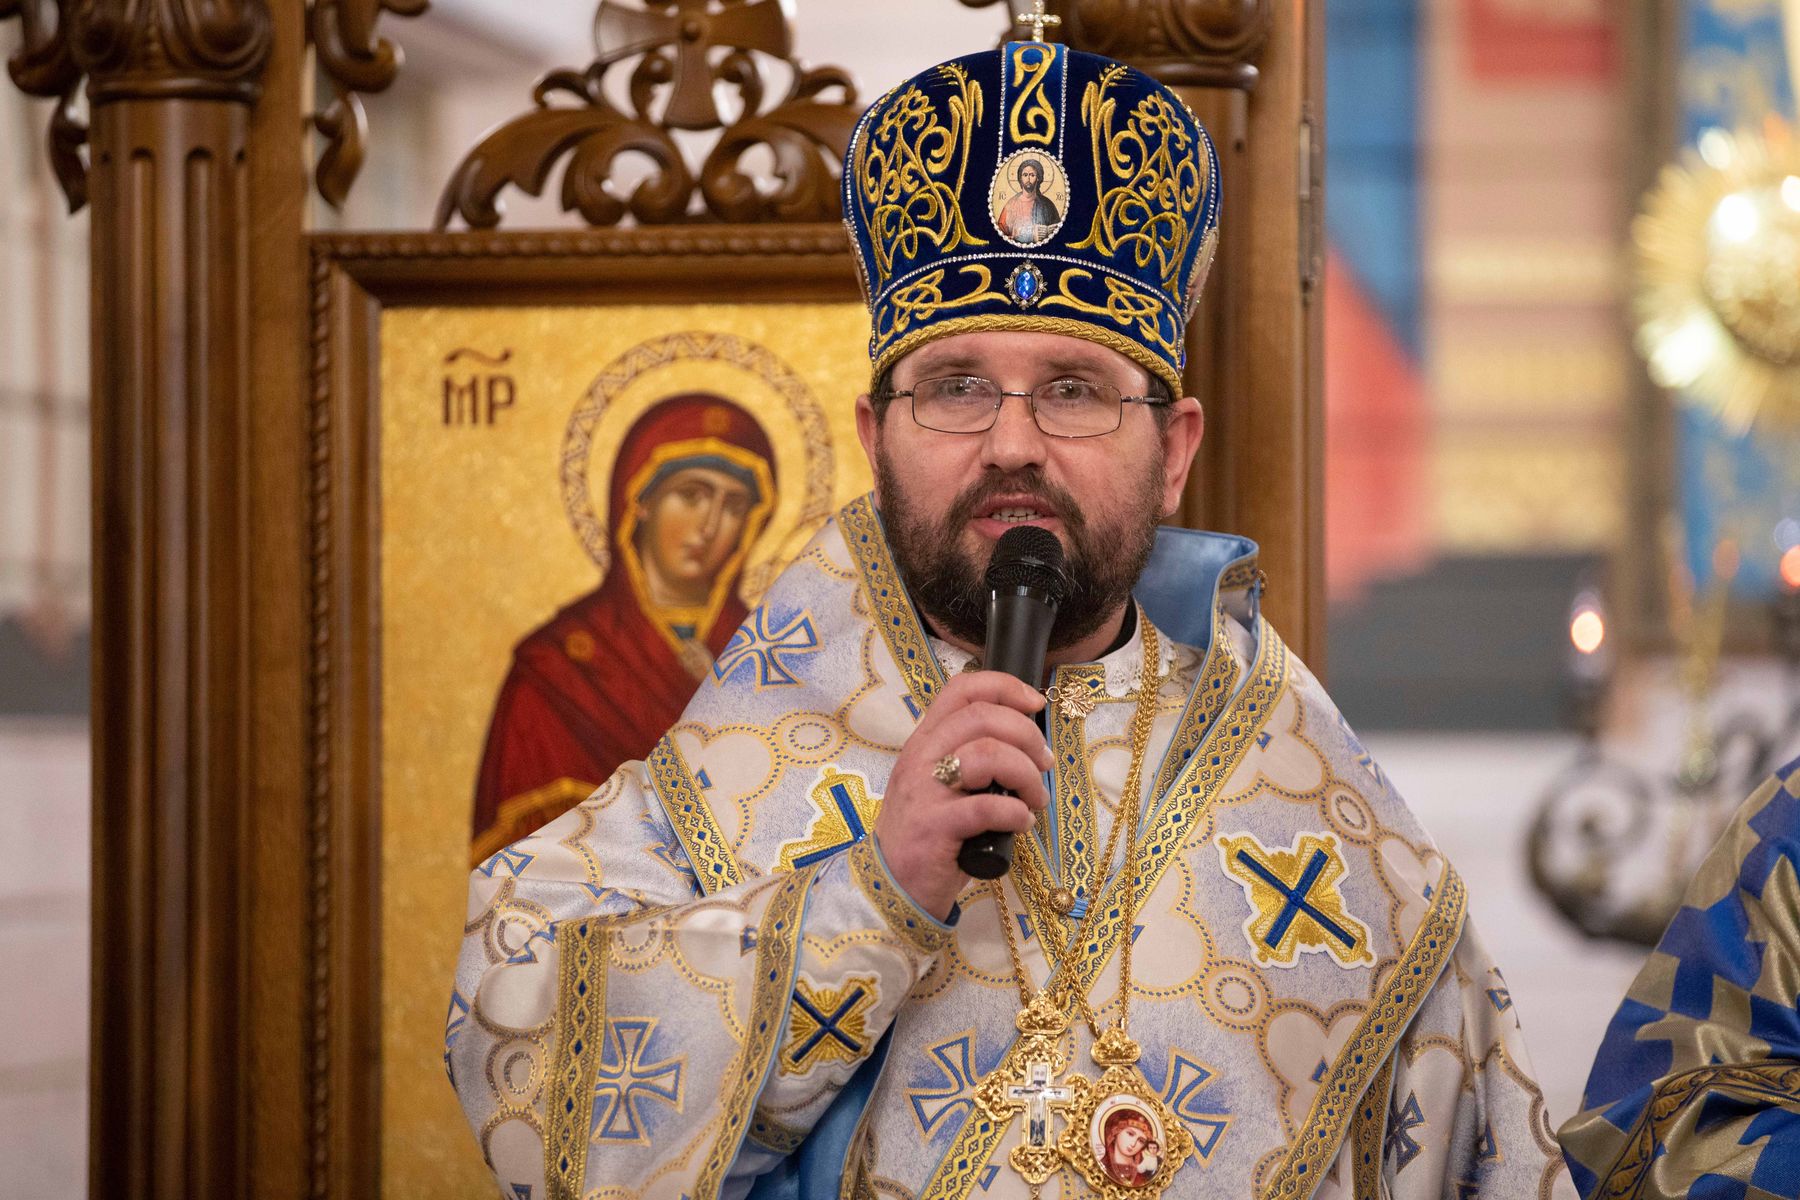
left=712, top=607, right=819, bottom=688
left=791, top=781, right=869, bottom=869
left=593, top=1018, right=685, bottom=1141
left=789, top=984, right=869, bottom=1063
left=909, top=1034, right=981, bottom=1137
left=1235, top=847, right=1359, bottom=951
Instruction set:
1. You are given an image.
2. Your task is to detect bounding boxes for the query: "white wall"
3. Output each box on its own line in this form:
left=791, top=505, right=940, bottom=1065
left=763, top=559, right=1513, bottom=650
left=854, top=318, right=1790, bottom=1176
left=0, top=719, right=88, bottom=1199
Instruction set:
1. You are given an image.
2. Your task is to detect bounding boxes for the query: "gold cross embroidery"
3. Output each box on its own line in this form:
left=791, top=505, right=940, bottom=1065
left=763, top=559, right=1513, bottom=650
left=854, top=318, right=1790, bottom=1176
left=1014, top=0, right=1061, bottom=43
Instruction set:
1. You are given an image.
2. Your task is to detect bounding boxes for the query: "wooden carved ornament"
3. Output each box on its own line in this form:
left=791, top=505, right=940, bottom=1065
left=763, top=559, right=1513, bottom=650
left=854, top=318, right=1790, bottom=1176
left=436, top=0, right=860, bottom=229
left=962, top=0, right=1270, bottom=88
left=310, top=0, right=429, bottom=208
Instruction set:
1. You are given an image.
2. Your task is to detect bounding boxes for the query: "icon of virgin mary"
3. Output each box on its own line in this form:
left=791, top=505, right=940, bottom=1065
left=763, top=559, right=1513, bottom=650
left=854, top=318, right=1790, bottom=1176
left=1098, top=1105, right=1160, bottom=1188
left=470, top=394, right=776, bottom=863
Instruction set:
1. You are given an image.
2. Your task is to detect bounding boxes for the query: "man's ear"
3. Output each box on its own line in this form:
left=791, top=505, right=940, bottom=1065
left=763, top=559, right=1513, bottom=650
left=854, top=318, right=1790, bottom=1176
left=1157, top=398, right=1205, bottom=518
left=854, top=392, right=883, bottom=501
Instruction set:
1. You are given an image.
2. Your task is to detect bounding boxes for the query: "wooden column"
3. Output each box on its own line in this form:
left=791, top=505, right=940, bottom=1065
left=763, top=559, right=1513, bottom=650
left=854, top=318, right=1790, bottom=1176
left=72, top=3, right=272, bottom=1196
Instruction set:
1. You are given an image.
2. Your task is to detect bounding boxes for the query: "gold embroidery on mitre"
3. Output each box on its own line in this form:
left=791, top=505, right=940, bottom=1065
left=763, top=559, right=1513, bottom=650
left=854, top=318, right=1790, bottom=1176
left=1216, top=832, right=1374, bottom=968
left=1071, top=65, right=1205, bottom=297
left=853, top=63, right=989, bottom=279
left=1038, top=267, right=1181, bottom=361
left=777, top=767, right=883, bottom=872
left=879, top=265, right=1011, bottom=346
left=780, top=975, right=879, bottom=1075
left=1008, top=42, right=1057, bottom=146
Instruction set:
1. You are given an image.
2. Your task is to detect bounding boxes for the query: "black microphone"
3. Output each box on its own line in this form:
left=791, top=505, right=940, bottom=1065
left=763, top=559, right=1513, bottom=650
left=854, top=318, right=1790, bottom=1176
left=957, top=525, right=1069, bottom=879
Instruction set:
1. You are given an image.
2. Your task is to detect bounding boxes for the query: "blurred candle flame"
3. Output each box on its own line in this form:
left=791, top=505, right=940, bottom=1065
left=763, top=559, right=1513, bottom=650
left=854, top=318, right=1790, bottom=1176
left=1781, top=544, right=1800, bottom=592
left=1570, top=607, right=1606, bottom=655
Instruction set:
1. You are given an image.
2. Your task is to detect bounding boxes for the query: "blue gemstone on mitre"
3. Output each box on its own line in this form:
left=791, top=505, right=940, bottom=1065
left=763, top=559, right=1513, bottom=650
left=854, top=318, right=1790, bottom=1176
left=1008, top=262, right=1044, bottom=306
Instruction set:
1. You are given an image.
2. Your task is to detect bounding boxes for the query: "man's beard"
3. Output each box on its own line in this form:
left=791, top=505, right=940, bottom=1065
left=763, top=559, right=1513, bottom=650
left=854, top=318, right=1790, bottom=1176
left=876, top=452, right=1165, bottom=653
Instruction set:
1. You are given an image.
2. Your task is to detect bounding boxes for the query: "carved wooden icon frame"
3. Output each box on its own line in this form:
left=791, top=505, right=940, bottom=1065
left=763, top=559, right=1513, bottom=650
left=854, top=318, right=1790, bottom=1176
left=306, top=224, right=866, bottom=1197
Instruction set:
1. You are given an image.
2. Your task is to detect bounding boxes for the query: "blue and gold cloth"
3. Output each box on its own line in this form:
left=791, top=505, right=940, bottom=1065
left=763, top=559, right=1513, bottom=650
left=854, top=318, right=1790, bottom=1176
left=1560, top=758, right=1800, bottom=1199
left=842, top=43, right=1220, bottom=394
left=448, top=496, right=1569, bottom=1200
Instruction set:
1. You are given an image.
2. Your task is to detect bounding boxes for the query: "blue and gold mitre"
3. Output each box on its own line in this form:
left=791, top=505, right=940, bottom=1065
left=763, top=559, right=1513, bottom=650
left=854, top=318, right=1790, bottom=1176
left=842, top=41, right=1221, bottom=394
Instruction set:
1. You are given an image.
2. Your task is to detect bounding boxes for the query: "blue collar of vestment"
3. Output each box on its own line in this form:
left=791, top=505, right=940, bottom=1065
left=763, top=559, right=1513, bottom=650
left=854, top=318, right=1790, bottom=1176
left=1136, top=525, right=1261, bottom=647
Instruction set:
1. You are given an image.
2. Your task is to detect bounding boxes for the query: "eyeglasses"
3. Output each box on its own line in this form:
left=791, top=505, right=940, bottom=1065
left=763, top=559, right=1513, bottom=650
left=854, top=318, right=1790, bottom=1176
left=877, top=375, right=1171, bottom=439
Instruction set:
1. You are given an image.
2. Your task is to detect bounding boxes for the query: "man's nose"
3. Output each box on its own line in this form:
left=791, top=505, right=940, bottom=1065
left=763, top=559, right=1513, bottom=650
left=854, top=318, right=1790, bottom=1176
left=977, top=392, right=1050, bottom=471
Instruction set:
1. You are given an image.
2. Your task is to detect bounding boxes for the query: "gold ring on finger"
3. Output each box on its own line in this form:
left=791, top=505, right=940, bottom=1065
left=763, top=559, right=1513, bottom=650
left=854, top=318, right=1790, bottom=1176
left=932, top=753, right=963, bottom=789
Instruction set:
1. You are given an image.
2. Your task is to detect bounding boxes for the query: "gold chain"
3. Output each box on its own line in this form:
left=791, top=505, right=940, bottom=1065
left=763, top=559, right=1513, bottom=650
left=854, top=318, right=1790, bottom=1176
left=987, top=611, right=1161, bottom=1039
left=1064, top=614, right=1158, bottom=1038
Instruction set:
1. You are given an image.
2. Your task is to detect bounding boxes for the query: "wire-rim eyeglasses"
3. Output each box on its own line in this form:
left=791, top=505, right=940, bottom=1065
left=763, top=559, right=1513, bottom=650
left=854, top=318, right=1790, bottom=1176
left=874, top=375, right=1173, bottom=438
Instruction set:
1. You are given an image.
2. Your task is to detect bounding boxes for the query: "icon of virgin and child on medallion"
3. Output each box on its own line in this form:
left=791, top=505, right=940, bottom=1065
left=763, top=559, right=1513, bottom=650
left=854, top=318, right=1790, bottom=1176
left=1093, top=1098, right=1165, bottom=1189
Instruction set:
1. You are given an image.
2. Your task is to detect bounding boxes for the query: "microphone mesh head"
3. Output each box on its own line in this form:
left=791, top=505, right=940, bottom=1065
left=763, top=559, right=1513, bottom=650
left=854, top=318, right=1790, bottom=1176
left=984, top=526, right=1070, bottom=603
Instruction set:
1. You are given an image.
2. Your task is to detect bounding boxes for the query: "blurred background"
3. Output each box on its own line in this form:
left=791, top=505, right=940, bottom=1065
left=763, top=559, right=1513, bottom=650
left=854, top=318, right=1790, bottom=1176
left=6, top=0, right=1800, bottom=1192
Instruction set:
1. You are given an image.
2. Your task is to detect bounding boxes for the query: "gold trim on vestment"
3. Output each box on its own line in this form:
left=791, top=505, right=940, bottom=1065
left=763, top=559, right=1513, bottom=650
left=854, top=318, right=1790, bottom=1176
left=1149, top=604, right=1240, bottom=805
left=545, top=920, right=609, bottom=1200
left=1047, top=662, right=1105, bottom=936
left=839, top=494, right=946, bottom=715
left=1256, top=866, right=1468, bottom=1200
left=850, top=837, right=954, bottom=954
left=918, top=618, right=1290, bottom=1200
left=1219, top=560, right=1261, bottom=594
left=1588, top=1062, right=1800, bottom=1200
left=1012, top=603, right=1237, bottom=974
left=696, top=869, right=813, bottom=1197
left=1350, top=1055, right=1393, bottom=1200
left=748, top=1108, right=810, bottom=1156
left=648, top=733, right=746, bottom=894
left=471, top=776, right=597, bottom=865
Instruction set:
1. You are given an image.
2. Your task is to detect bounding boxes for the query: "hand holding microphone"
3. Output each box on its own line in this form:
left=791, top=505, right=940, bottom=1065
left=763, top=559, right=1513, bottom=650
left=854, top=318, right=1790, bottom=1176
left=958, top=526, right=1068, bottom=878
left=872, top=527, right=1068, bottom=918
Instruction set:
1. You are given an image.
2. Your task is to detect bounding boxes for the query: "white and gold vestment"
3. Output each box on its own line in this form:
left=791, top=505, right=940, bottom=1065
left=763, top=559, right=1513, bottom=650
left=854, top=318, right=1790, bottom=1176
left=449, top=495, right=1571, bottom=1200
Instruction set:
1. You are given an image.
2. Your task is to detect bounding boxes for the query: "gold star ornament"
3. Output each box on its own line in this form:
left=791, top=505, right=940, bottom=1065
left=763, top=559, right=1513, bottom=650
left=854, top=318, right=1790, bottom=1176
left=1634, top=121, right=1800, bottom=432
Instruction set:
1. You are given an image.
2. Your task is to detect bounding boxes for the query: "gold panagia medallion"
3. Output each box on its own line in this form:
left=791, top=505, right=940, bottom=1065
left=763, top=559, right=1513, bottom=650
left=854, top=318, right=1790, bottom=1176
left=1057, top=1029, right=1194, bottom=1198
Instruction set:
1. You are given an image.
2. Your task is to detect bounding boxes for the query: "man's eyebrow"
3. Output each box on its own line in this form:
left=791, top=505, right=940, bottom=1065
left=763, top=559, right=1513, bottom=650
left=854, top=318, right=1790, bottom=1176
left=905, top=350, right=1131, bottom=382
left=908, top=353, right=984, bottom=375
left=1034, top=353, right=1133, bottom=379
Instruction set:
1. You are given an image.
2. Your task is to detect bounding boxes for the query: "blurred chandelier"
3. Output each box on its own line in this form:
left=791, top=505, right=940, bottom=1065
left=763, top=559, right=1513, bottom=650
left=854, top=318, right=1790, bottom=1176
left=1527, top=549, right=1800, bottom=945
left=1634, top=121, right=1800, bottom=432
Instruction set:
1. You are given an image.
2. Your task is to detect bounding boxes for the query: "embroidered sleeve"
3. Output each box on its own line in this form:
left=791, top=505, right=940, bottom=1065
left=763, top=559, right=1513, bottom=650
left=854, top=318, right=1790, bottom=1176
left=447, top=761, right=947, bottom=1199
left=733, top=840, right=949, bottom=1168
left=1378, top=919, right=1575, bottom=1200
left=850, top=836, right=955, bottom=954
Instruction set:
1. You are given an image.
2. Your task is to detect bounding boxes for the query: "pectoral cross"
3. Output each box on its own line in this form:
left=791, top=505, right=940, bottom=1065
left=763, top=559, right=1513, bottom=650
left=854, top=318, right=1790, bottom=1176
left=1014, top=0, right=1061, bottom=43
left=1007, top=1059, right=1074, bottom=1148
